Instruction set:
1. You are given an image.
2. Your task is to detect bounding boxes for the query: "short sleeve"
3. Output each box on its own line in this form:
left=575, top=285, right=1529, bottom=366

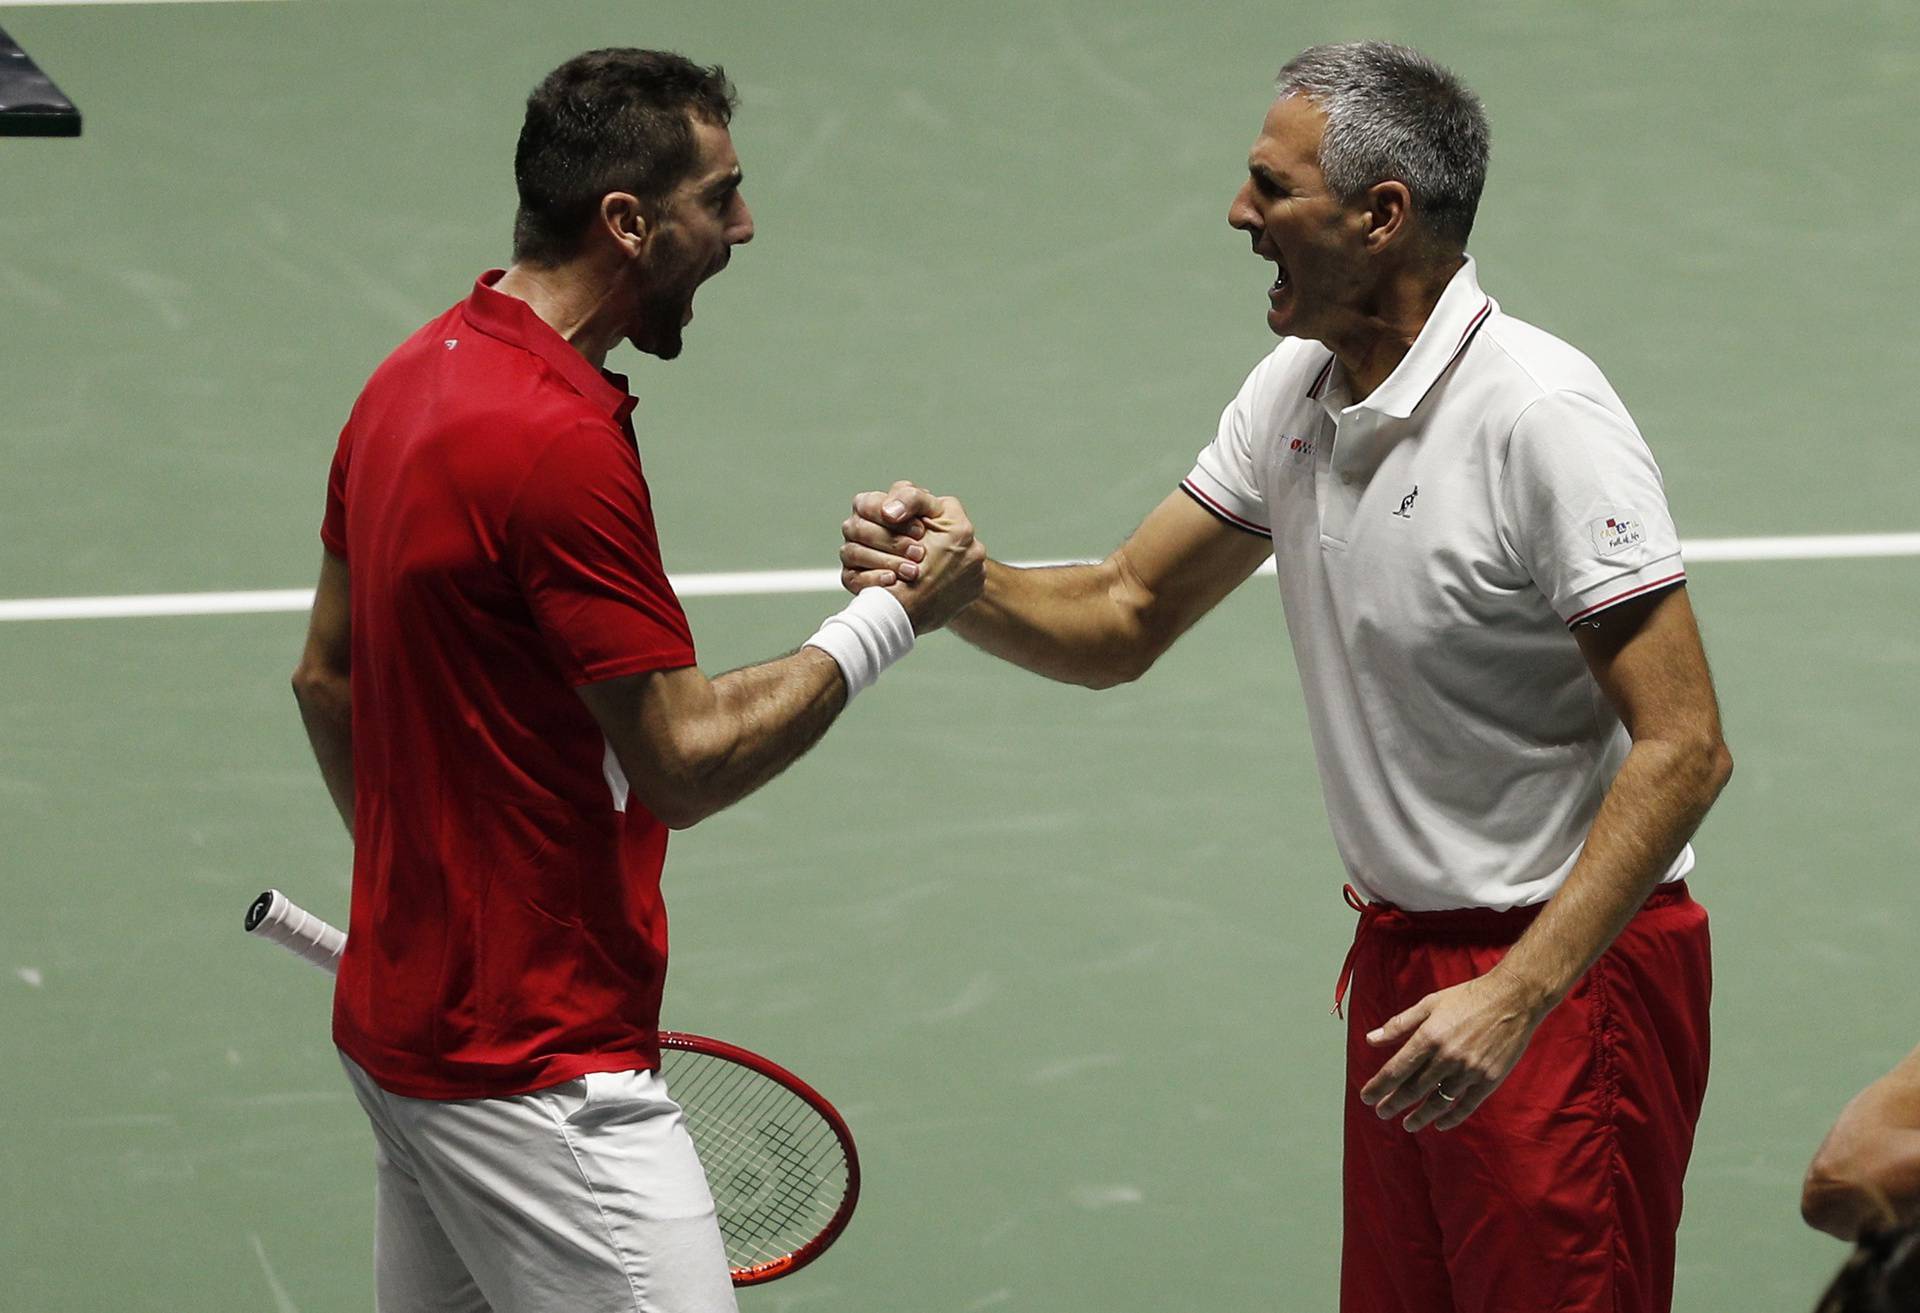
left=505, top=420, right=697, bottom=685
left=319, top=418, right=351, bottom=558
left=1180, top=362, right=1273, bottom=538
left=1499, top=390, right=1685, bottom=626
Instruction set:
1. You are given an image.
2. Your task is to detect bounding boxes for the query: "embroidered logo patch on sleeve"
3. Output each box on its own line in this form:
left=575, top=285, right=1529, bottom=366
left=1590, top=514, right=1645, bottom=555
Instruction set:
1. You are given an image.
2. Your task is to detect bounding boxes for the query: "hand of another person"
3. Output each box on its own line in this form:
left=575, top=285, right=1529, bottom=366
left=1358, top=971, right=1552, bottom=1133
left=841, top=481, right=940, bottom=592
left=887, top=491, right=985, bottom=634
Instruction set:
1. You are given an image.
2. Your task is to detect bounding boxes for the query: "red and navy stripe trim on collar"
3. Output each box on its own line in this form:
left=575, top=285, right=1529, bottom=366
left=1428, top=299, right=1497, bottom=397
left=1180, top=479, right=1272, bottom=538
left=1452, top=298, right=1494, bottom=359
left=1404, top=298, right=1494, bottom=415
left=1565, top=570, right=1686, bottom=627
left=1306, top=354, right=1336, bottom=400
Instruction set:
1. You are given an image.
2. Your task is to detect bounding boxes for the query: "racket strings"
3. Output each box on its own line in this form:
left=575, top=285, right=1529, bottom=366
left=664, top=1048, right=850, bottom=1268
left=676, top=1068, right=842, bottom=1248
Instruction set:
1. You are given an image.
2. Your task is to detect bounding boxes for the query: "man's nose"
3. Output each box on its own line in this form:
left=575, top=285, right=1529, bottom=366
left=1227, top=184, right=1256, bottom=231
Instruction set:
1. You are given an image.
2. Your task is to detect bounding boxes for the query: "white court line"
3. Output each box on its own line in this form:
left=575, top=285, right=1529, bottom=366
left=1, top=1, right=286, bottom=7
left=2, top=534, right=1918, bottom=622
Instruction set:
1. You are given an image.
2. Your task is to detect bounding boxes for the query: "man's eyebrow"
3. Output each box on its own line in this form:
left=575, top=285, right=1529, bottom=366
left=706, top=167, right=743, bottom=195
left=1249, top=162, right=1288, bottom=190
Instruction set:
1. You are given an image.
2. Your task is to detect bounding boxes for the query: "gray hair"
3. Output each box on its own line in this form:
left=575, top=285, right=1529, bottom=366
left=1276, top=41, right=1490, bottom=248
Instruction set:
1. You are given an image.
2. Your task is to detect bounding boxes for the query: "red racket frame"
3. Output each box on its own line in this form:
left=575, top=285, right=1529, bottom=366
left=660, top=1030, right=862, bottom=1286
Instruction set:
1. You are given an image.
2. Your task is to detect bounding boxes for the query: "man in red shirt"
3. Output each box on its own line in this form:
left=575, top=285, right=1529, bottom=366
left=291, top=49, right=981, bottom=1312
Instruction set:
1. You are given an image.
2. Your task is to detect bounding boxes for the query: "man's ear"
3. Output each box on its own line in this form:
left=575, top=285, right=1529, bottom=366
left=1360, top=180, right=1413, bottom=252
left=599, top=192, right=650, bottom=259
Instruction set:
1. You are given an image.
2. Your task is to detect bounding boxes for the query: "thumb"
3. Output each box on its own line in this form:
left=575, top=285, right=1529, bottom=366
left=882, top=482, right=940, bottom=524
left=1367, top=998, right=1431, bottom=1048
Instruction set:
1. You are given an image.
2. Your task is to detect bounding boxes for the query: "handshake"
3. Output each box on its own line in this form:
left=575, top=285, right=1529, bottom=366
left=837, top=480, right=986, bottom=635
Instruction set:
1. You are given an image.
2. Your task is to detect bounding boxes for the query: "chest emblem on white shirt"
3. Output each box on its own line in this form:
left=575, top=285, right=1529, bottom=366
left=1393, top=486, right=1419, bottom=518
left=1285, top=435, right=1317, bottom=460
left=1590, top=514, right=1644, bottom=554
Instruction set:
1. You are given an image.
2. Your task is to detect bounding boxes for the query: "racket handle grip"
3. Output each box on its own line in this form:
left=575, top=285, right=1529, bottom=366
left=245, top=889, right=345, bottom=976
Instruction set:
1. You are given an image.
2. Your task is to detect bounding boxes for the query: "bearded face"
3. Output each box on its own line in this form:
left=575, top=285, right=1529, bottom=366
left=626, top=119, right=753, bottom=361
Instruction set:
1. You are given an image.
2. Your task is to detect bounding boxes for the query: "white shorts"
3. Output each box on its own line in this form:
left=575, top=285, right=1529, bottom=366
left=341, top=1053, right=739, bottom=1313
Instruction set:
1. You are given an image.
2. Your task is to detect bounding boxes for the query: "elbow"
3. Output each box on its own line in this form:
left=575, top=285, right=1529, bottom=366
left=1801, top=1123, right=1920, bottom=1240
left=1075, top=621, right=1176, bottom=691
left=1802, top=1155, right=1881, bottom=1240
left=631, top=765, right=711, bottom=830
left=628, top=737, right=722, bottom=831
left=1706, top=736, right=1735, bottom=798
left=1670, top=729, right=1733, bottom=805
left=290, top=660, right=346, bottom=711
left=1078, top=656, right=1151, bottom=691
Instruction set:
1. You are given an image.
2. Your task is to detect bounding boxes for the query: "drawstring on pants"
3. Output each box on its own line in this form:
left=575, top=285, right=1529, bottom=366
left=1332, top=884, right=1411, bottom=1019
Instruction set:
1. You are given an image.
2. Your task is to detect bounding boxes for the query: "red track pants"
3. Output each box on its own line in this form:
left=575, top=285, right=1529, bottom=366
left=1338, top=883, right=1711, bottom=1313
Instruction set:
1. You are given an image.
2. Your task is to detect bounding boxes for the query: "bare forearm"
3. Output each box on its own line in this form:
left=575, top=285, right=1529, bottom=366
left=1495, top=735, right=1731, bottom=1008
left=949, top=557, right=1158, bottom=689
left=293, top=675, right=354, bottom=833
left=658, top=648, right=847, bottom=826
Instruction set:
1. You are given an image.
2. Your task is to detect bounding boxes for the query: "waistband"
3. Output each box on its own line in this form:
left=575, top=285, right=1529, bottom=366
left=1331, top=880, right=1693, bottom=1018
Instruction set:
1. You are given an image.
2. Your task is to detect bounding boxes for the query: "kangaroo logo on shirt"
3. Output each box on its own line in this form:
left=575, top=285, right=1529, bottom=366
left=1393, top=486, right=1418, bottom=518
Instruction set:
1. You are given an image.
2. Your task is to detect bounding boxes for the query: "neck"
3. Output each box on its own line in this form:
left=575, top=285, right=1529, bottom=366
left=1324, top=253, right=1464, bottom=401
left=493, top=258, right=630, bottom=369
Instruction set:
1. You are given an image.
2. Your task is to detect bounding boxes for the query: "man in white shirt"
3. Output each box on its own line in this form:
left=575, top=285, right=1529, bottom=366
left=840, top=40, right=1731, bottom=1313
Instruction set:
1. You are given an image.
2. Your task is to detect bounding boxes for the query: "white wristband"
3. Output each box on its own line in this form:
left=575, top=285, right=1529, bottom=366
left=804, top=588, right=915, bottom=701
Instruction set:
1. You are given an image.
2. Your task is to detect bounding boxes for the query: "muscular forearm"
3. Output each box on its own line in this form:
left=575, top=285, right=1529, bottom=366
left=647, top=648, right=847, bottom=828
left=293, top=672, right=354, bottom=833
left=949, top=556, right=1161, bottom=689
left=1494, top=733, right=1731, bottom=1009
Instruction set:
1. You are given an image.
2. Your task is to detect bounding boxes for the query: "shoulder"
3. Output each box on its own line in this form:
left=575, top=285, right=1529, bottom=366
left=357, top=303, right=466, bottom=395
left=1473, top=309, right=1631, bottom=427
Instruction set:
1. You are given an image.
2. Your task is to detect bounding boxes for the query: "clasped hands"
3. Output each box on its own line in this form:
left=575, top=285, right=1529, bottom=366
left=839, top=480, right=983, bottom=633
left=842, top=483, right=1555, bottom=1133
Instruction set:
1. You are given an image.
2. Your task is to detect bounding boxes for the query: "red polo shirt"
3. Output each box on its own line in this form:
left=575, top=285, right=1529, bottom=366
left=321, top=271, right=695, bottom=1099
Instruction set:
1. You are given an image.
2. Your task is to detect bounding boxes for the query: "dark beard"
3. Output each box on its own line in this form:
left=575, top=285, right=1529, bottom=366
left=633, top=231, right=700, bottom=360
left=632, top=285, right=689, bottom=360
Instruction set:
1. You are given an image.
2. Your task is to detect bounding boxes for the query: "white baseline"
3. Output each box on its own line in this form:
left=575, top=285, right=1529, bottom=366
left=2, top=533, right=1917, bottom=623
left=1, top=1, right=286, bottom=7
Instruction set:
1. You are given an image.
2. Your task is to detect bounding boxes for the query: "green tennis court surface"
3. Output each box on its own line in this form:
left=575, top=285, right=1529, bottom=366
left=3, top=2, right=1916, bottom=1309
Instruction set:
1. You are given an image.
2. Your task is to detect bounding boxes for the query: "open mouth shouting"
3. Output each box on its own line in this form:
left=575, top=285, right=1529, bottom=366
left=1259, top=248, right=1295, bottom=329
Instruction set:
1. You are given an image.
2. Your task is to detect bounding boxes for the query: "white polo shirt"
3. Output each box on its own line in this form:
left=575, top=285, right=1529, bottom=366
left=1183, top=257, right=1692, bottom=911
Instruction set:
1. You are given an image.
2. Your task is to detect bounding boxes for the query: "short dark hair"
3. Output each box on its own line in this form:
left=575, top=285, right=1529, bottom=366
left=511, top=49, right=737, bottom=266
left=1815, top=1224, right=1920, bottom=1313
left=1277, top=41, right=1490, bottom=249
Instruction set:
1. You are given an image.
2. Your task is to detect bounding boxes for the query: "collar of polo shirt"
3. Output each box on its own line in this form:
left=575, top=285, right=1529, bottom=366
left=463, top=271, right=640, bottom=427
left=1314, top=256, right=1497, bottom=422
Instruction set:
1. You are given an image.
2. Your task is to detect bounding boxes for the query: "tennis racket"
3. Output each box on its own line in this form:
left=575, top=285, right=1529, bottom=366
left=244, top=889, right=860, bottom=1287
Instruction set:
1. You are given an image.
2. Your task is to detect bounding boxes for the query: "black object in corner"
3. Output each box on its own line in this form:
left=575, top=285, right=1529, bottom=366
left=0, top=26, right=81, bottom=138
